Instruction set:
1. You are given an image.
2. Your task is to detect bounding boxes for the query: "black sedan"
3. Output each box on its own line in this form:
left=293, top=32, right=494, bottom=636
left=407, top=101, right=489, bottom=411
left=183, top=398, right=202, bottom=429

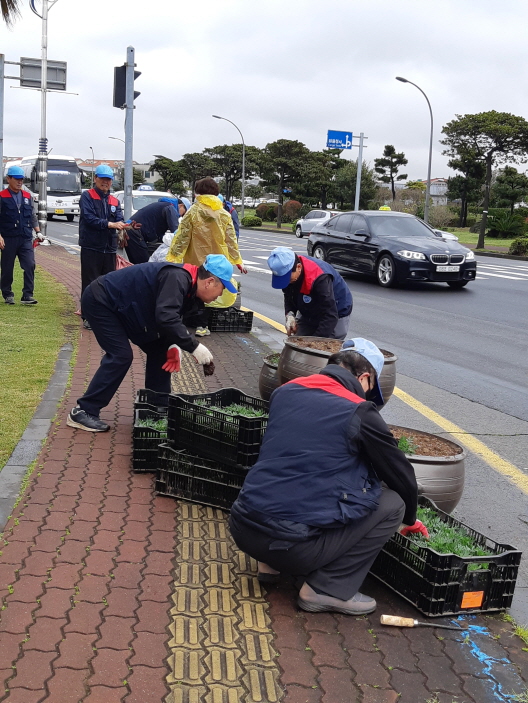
left=306, top=211, right=477, bottom=288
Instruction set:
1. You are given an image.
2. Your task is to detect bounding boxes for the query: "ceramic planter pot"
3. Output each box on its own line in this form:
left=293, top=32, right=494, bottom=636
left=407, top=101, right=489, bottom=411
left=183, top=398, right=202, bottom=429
left=278, top=336, right=398, bottom=408
left=389, top=425, right=466, bottom=513
left=258, top=354, right=281, bottom=402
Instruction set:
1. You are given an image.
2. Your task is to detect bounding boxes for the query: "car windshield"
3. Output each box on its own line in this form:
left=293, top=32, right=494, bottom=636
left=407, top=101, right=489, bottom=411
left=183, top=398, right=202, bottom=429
left=132, top=194, right=164, bottom=209
left=368, top=216, right=434, bottom=238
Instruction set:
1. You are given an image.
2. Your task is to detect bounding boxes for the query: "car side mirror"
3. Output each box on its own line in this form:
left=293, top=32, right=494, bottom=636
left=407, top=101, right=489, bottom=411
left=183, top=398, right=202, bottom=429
left=354, top=229, right=369, bottom=238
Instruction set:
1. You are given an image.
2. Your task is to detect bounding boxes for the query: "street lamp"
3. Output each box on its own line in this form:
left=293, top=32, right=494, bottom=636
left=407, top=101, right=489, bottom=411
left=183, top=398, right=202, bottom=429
left=109, top=136, right=125, bottom=144
left=396, top=76, right=434, bottom=224
left=89, top=146, right=94, bottom=187
left=212, top=114, right=246, bottom=218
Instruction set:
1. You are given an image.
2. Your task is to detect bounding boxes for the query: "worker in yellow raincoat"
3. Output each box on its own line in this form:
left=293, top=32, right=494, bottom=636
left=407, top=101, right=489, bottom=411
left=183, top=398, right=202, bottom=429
left=166, top=176, right=246, bottom=335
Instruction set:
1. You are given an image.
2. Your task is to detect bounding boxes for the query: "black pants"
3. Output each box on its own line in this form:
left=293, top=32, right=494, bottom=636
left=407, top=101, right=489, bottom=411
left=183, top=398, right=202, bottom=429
left=1, top=236, right=35, bottom=299
left=229, top=488, right=405, bottom=600
left=77, top=284, right=171, bottom=417
left=80, top=249, right=116, bottom=298
left=125, top=230, right=149, bottom=265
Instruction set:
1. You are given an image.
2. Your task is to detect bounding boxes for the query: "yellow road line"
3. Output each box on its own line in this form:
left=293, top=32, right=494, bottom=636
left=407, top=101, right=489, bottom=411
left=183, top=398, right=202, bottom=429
left=243, top=305, right=528, bottom=496
left=393, top=387, right=528, bottom=495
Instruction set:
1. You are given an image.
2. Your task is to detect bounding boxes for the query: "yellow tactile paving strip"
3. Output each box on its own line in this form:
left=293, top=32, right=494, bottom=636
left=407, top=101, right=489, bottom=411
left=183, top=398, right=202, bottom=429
left=171, top=353, right=208, bottom=395
left=166, top=502, right=283, bottom=703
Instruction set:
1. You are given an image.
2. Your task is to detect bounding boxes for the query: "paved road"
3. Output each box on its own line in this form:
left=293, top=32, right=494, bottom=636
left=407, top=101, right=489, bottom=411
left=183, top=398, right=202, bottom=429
left=45, top=220, right=528, bottom=619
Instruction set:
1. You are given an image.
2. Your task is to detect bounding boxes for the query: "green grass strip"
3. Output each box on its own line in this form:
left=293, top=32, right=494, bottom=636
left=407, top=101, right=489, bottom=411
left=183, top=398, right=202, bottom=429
left=0, top=265, right=76, bottom=470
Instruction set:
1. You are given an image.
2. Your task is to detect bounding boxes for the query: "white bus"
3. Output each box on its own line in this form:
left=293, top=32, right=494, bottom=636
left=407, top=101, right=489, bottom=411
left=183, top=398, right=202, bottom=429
left=6, top=155, right=83, bottom=221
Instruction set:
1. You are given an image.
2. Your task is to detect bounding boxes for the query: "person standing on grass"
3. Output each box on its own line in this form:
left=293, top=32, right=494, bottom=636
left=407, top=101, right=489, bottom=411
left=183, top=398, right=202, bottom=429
left=78, top=164, right=128, bottom=329
left=0, top=165, right=42, bottom=305
left=166, top=177, right=246, bottom=337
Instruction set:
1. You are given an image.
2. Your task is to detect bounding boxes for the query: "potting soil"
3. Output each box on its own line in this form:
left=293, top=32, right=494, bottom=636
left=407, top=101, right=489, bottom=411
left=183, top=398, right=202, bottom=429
left=390, top=426, right=463, bottom=457
left=288, top=337, right=394, bottom=358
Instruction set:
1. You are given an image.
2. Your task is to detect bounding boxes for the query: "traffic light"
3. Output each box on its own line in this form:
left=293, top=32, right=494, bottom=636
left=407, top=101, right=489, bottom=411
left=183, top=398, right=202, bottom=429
left=113, top=64, right=141, bottom=109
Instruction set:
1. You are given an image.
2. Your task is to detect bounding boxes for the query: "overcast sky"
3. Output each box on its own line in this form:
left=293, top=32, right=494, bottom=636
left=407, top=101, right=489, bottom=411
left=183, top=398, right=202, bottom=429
left=1, top=0, right=527, bottom=179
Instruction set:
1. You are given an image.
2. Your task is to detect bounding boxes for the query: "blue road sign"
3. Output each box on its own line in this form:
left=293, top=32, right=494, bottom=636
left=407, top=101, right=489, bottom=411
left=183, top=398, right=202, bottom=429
left=327, top=130, right=353, bottom=149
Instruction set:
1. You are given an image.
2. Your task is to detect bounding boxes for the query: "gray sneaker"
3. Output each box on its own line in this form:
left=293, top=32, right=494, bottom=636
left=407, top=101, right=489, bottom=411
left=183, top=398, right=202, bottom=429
left=4, top=295, right=15, bottom=305
left=297, top=582, right=376, bottom=615
left=67, top=407, right=110, bottom=432
left=21, top=296, right=38, bottom=305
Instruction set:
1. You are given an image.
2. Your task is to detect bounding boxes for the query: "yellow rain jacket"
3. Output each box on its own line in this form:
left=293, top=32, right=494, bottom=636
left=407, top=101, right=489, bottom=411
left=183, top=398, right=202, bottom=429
left=166, top=194, right=243, bottom=266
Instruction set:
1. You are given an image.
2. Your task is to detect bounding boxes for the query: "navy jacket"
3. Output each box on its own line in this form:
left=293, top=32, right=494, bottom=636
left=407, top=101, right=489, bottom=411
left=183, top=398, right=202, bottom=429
left=283, top=256, right=353, bottom=337
left=79, top=188, right=123, bottom=253
left=96, top=261, right=201, bottom=351
left=231, top=365, right=417, bottom=541
left=0, top=189, right=35, bottom=238
left=224, top=201, right=240, bottom=239
left=132, top=201, right=180, bottom=242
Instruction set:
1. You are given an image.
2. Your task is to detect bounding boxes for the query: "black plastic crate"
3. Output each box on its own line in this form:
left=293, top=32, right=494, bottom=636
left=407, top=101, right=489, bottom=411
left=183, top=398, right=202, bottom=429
left=207, top=308, right=253, bottom=332
left=370, top=497, right=522, bottom=617
left=156, top=443, right=247, bottom=510
left=133, top=409, right=168, bottom=473
left=134, top=388, right=169, bottom=415
left=168, top=388, right=268, bottom=468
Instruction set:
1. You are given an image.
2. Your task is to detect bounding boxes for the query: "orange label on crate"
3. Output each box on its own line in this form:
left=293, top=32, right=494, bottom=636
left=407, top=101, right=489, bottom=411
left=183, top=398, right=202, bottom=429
left=461, top=591, right=485, bottom=608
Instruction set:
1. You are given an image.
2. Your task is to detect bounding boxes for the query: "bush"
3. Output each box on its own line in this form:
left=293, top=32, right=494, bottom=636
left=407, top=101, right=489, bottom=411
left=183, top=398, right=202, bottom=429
left=241, top=215, right=262, bottom=227
left=291, top=219, right=299, bottom=233
left=255, top=203, right=270, bottom=220
left=428, top=205, right=456, bottom=229
left=283, top=200, right=302, bottom=221
left=509, top=237, right=528, bottom=256
left=465, top=216, right=477, bottom=228
left=486, top=212, right=526, bottom=238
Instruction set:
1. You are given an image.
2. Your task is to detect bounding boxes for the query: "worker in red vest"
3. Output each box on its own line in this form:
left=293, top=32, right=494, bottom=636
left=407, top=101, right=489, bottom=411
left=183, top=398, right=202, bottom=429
left=78, top=164, right=128, bottom=329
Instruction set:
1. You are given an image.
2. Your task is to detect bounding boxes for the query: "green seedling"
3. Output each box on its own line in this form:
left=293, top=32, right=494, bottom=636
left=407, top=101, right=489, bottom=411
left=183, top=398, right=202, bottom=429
left=397, top=435, right=418, bottom=455
left=136, top=417, right=168, bottom=435
left=194, top=399, right=268, bottom=419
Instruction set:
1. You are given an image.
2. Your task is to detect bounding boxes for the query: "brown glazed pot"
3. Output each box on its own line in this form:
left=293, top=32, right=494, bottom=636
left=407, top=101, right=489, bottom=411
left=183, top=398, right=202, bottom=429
left=389, top=425, right=466, bottom=513
left=258, top=355, right=281, bottom=402
left=278, top=336, right=398, bottom=408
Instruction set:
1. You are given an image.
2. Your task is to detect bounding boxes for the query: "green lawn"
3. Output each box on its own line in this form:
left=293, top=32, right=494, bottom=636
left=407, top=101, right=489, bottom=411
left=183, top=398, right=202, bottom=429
left=449, top=228, right=516, bottom=248
left=0, top=265, right=76, bottom=470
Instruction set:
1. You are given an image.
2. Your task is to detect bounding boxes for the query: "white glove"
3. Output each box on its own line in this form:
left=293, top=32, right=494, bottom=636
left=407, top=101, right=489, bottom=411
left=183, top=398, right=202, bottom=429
left=285, top=312, right=297, bottom=336
left=192, top=343, right=213, bottom=365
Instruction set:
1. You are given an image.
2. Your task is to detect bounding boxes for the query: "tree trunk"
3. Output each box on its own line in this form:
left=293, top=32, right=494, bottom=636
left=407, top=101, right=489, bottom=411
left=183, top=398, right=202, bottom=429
left=477, top=155, right=492, bottom=249
left=321, top=188, right=328, bottom=210
left=277, top=173, right=283, bottom=229
left=390, top=177, right=396, bottom=201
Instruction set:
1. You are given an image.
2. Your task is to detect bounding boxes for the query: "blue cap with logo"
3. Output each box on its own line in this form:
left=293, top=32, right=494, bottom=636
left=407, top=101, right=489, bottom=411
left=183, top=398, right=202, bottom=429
left=203, top=254, right=237, bottom=293
left=341, top=337, right=385, bottom=407
left=7, top=165, right=24, bottom=178
left=267, top=246, right=296, bottom=289
left=94, top=164, right=114, bottom=179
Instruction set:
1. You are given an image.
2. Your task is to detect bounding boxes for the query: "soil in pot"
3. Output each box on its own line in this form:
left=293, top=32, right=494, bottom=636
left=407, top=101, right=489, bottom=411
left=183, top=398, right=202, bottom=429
left=287, top=337, right=395, bottom=358
left=390, top=426, right=463, bottom=457
left=265, top=352, right=281, bottom=368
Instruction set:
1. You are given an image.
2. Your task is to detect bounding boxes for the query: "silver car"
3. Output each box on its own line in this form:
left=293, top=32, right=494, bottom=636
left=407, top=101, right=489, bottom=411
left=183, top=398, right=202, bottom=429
left=295, top=209, right=341, bottom=238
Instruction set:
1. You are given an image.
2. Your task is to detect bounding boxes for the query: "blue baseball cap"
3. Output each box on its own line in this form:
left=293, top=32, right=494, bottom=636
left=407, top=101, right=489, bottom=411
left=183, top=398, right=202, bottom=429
left=341, top=337, right=385, bottom=407
left=94, top=164, right=114, bottom=179
left=7, top=165, right=24, bottom=178
left=218, top=194, right=225, bottom=203
left=267, top=246, right=296, bottom=289
left=203, top=254, right=237, bottom=293
left=179, top=197, right=191, bottom=212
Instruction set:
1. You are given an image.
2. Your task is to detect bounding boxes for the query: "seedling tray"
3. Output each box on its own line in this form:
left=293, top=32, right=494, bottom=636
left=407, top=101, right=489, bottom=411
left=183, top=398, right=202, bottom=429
left=207, top=308, right=253, bottom=332
left=133, top=409, right=168, bottom=473
left=370, top=497, right=522, bottom=617
left=134, top=388, right=169, bottom=415
left=156, top=442, right=247, bottom=510
left=168, top=388, right=268, bottom=468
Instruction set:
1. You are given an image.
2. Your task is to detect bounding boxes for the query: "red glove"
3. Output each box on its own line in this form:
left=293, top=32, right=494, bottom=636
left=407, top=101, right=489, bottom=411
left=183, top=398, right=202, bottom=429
left=236, top=264, right=247, bottom=274
left=400, top=520, right=429, bottom=539
left=162, top=344, right=181, bottom=373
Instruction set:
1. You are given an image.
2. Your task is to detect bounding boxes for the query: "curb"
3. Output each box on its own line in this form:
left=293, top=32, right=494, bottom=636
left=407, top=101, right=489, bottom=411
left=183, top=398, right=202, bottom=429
left=0, top=342, right=74, bottom=530
left=474, top=250, right=528, bottom=261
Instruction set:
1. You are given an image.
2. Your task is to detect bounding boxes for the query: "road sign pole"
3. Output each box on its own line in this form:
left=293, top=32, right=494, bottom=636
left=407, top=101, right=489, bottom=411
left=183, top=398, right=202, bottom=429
left=0, top=55, right=4, bottom=185
left=37, top=0, right=49, bottom=237
left=354, top=132, right=364, bottom=211
left=123, top=46, right=135, bottom=221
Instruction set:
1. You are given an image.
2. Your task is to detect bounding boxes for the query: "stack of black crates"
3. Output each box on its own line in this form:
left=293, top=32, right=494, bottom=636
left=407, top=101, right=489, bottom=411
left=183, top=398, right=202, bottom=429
left=153, top=388, right=269, bottom=510
left=132, top=389, right=170, bottom=474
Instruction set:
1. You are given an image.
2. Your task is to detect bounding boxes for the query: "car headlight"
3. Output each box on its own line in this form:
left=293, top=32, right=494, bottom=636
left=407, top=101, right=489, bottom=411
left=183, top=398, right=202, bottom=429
left=465, top=250, right=475, bottom=260
left=397, top=250, right=426, bottom=260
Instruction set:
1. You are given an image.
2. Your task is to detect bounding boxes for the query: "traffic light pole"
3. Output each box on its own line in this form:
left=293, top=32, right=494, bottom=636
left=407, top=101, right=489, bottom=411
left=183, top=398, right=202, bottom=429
left=37, top=0, right=49, bottom=237
left=123, top=46, right=135, bottom=221
left=353, top=132, right=364, bottom=212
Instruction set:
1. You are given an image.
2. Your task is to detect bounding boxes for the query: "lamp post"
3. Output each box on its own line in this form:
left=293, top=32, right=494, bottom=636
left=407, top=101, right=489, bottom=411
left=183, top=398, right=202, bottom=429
left=89, top=146, right=94, bottom=187
left=396, top=76, right=433, bottom=224
left=212, top=114, right=245, bottom=218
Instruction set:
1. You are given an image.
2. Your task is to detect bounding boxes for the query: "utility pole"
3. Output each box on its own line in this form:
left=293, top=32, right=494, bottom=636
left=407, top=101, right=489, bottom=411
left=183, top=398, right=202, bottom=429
left=0, top=55, right=4, bottom=185
left=37, top=0, right=50, bottom=237
left=123, top=46, right=139, bottom=221
left=354, top=132, right=365, bottom=211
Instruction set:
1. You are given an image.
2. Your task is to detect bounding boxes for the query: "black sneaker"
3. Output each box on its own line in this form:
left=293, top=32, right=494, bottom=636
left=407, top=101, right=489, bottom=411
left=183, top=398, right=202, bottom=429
left=67, top=407, right=110, bottom=432
left=21, top=296, right=38, bottom=305
left=4, top=295, right=15, bottom=305
left=83, top=319, right=92, bottom=330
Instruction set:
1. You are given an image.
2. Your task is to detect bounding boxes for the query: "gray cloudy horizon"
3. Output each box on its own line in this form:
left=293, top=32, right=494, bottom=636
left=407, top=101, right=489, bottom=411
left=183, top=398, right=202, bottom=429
left=2, top=0, right=527, bottom=180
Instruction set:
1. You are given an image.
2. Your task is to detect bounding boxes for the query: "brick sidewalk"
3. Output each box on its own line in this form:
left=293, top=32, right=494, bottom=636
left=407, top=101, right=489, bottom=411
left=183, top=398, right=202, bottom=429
left=0, top=244, right=526, bottom=703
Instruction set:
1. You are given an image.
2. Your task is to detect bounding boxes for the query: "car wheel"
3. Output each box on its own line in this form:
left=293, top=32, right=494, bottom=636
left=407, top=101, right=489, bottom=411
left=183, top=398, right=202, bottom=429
left=66, top=214, right=74, bottom=222
left=377, top=254, right=397, bottom=287
left=447, top=280, right=469, bottom=289
left=313, top=245, right=325, bottom=261
left=47, top=214, right=53, bottom=221
left=295, top=226, right=303, bottom=238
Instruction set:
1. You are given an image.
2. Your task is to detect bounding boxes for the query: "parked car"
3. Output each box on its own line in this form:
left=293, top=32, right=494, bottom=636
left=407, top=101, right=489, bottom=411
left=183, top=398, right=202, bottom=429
left=307, top=211, right=476, bottom=288
left=113, top=189, right=174, bottom=216
left=433, top=228, right=459, bottom=241
left=295, top=209, right=341, bottom=238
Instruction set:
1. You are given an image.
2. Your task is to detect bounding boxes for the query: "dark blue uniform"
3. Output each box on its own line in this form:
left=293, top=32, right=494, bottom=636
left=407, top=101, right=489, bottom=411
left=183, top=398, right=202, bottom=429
left=126, top=200, right=180, bottom=264
left=0, top=188, right=36, bottom=300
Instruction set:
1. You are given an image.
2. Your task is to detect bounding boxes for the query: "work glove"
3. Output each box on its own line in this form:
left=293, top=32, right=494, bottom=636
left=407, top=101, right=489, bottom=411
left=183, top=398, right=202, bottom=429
left=285, top=312, right=297, bottom=336
left=162, top=344, right=181, bottom=373
left=192, top=343, right=213, bottom=365
left=400, top=520, right=429, bottom=539
left=236, top=263, right=248, bottom=274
